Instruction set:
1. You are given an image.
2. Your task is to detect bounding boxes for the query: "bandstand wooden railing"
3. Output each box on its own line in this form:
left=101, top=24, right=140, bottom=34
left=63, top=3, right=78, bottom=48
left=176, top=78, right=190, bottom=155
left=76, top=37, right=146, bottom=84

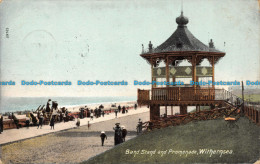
left=138, top=87, right=242, bottom=106
left=138, top=87, right=260, bottom=126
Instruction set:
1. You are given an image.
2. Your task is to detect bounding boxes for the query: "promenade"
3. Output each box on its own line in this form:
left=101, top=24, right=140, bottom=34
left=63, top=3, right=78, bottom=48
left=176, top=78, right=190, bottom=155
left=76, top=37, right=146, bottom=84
left=0, top=107, right=149, bottom=145
left=0, top=107, right=150, bottom=163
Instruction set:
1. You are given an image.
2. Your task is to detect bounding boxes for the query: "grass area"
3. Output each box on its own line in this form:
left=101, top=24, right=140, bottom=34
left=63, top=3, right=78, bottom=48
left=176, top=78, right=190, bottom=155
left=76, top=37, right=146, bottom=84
left=84, top=117, right=260, bottom=164
left=239, top=94, right=260, bottom=102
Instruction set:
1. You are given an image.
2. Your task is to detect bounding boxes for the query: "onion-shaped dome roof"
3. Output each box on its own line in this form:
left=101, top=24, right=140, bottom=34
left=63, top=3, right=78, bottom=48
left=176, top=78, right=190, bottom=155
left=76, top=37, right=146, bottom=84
left=176, top=11, right=189, bottom=27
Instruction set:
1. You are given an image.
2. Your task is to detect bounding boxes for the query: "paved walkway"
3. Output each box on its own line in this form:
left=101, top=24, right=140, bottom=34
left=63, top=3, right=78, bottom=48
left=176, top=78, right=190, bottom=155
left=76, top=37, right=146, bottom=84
left=0, top=107, right=149, bottom=145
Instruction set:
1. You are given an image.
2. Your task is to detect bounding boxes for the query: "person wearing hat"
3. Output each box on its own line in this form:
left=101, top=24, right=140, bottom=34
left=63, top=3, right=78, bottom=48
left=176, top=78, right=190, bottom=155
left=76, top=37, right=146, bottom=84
left=46, top=99, right=51, bottom=113
left=114, top=109, right=118, bottom=118
left=121, top=126, right=127, bottom=142
left=98, top=107, right=102, bottom=118
left=118, top=105, right=121, bottom=113
left=137, top=118, right=143, bottom=134
left=113, top=123, right=123, bottom=145
left=122, top=106, right=126, bottom=114
left=100, top=131, right=107, bottom=146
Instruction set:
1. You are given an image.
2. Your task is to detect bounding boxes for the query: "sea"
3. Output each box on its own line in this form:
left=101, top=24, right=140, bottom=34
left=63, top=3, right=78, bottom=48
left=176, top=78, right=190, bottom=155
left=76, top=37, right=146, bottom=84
left=0, top=96, right=136, bottom=114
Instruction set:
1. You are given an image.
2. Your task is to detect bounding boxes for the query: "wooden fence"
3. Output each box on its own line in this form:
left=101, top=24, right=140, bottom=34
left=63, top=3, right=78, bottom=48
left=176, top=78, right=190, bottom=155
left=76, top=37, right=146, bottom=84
left=244, top=105, right=260, bottom=125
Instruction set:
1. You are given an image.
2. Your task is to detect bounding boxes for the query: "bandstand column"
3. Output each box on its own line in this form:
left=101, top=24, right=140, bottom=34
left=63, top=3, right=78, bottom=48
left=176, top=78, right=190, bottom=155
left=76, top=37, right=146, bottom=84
left=180, top=105, right=187, bottom=115
left=211, top=56, right=215, bottom=101
left=212, top=56, right=215, bottom=89
left=151, top=58, right=155, bottom=88
left=192, top=55, right=197, bottom=88
left=166, top=56, right=169, bottom=87
left=172, top=77, right=175, bottom=84
left=150, top=104, right=160, bottom=120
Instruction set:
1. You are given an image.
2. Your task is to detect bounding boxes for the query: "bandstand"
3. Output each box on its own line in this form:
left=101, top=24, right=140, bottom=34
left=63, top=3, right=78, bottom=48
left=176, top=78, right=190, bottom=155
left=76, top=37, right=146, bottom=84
left=137, top=11, right=234, bottom=120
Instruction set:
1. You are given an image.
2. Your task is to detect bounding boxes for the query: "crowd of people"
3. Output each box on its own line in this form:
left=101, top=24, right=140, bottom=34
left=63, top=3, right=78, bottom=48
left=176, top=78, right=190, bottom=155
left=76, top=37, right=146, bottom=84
left=0, top=100, right=144, bottom=150
left=0, top=100, right=140, bottom=137
left=78, top=104, right=105, bottom=120
left=114, top=104, right=138, bottom=118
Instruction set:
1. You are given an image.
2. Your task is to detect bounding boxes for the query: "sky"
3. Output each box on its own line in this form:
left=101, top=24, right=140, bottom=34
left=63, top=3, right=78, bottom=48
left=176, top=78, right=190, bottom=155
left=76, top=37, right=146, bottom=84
left=0, top=0, right=259, bottom=97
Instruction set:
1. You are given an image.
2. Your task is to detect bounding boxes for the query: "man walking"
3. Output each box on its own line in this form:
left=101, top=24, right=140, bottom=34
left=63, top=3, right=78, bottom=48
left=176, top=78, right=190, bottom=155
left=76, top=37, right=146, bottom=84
left=115, top=109, right=118, bottom=118
left=100, top=131, right=107, bottom=146
left=118, top=105, right=121, bottom=113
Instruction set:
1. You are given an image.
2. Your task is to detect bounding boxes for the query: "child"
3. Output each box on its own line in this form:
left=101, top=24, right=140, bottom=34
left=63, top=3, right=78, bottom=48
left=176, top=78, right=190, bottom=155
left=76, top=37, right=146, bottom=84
left=76, top=118, right=80, bottom=127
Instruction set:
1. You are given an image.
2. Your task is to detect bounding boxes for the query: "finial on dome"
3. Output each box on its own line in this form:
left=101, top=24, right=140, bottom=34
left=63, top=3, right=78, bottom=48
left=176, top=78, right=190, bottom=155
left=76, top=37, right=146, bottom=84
left=209, top=39, right=215, bottom=48
left=176, top=11, right=189, bottom=27
left=148, top=41, right=153, bottom=52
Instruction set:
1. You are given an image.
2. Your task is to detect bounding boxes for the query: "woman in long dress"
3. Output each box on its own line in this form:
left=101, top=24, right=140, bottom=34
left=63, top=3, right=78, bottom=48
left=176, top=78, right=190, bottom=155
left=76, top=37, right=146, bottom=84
left=50, top=116, right=55, bottom=130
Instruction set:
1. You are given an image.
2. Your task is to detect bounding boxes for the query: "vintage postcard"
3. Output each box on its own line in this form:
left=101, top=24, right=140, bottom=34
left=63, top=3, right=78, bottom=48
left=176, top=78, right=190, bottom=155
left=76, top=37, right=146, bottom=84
left=0, top=0, right=259, bottom=163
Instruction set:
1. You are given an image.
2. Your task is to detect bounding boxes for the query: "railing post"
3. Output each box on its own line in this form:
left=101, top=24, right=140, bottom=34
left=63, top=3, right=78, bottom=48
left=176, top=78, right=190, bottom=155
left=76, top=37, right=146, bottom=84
left=223, top=89, right=225, bottom=100
left=178, top=87, right=180, bottom=101
left=251, top=107, right=253, bottom=118
left=209, top=89, right=210, bottom=100
left=154, top=89, right=156, bottom=101
left=258, top=110, right=260, bottom=125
